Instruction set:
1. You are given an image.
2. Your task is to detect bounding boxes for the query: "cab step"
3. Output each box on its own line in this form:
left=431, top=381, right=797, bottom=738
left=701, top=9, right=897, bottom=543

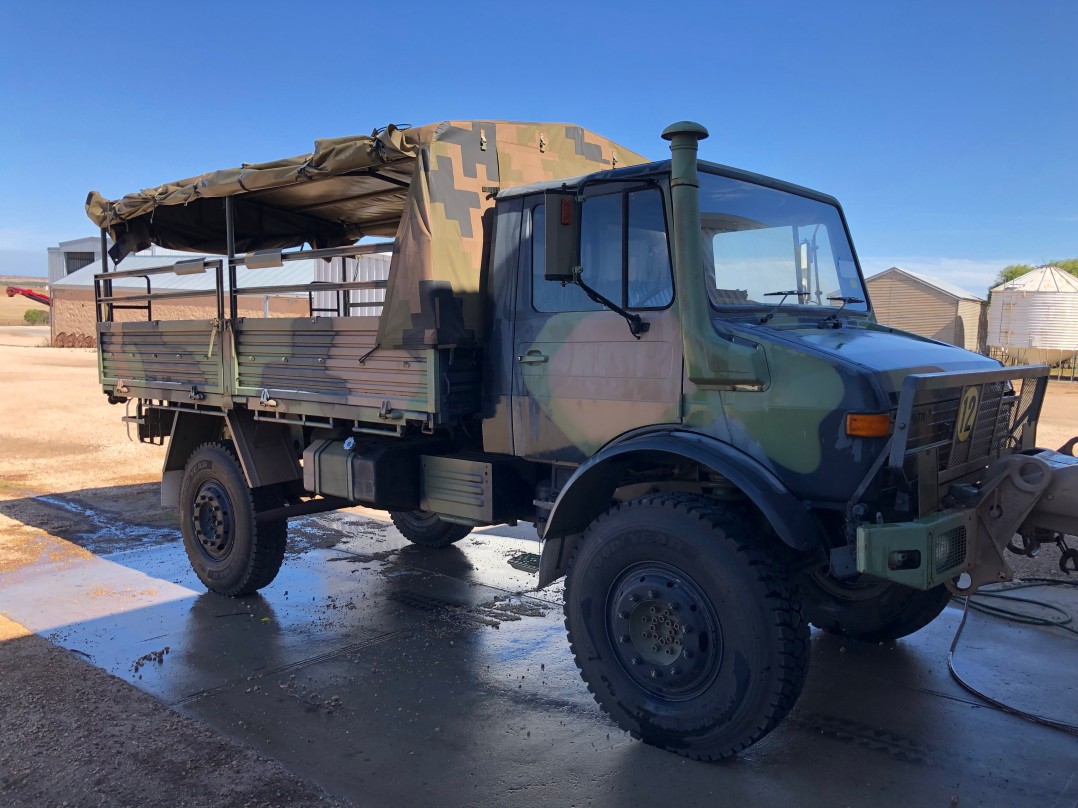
left=508, top=552, right=540, bottom=574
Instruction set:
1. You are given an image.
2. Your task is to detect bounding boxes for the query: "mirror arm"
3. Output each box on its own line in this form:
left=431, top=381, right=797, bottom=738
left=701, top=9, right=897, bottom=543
left=571, top=267, right=650, bottom=340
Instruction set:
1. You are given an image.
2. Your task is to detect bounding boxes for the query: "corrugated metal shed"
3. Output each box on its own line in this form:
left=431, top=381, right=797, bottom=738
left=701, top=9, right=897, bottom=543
left=55, top=251, right=390, bottom=301
left=47, top=236, right=107, bottom=286
left=54, top=253, right=314, bottom=292
left=311, top=253, right=391, bottom=317
left=49, top=249, right=390, bottom=344
left=867, top=266, right=987, bottom=352
left=988, top=266, right=1078, bottom=365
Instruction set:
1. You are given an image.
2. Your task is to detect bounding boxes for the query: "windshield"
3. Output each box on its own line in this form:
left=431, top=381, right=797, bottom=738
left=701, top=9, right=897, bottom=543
left=699, top=172, right=868, bottom=315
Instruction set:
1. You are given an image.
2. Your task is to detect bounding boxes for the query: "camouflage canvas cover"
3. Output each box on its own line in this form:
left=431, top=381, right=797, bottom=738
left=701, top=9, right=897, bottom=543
left=86, top=121, right=646, bottom=348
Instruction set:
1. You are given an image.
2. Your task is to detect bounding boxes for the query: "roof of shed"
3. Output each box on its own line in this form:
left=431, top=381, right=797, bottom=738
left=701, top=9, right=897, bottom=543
left=867, top=266, right=984, bottom=302
left=53, top=254, right=314, bottom=292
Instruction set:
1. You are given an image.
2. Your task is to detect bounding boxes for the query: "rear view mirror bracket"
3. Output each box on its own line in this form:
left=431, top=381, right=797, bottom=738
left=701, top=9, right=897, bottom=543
left=570, top=266, right=650, bottom=340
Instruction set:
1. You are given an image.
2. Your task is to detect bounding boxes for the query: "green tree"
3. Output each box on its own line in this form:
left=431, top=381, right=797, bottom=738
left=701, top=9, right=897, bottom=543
left=23, top=309, right=49, bottom=325
left=1050, top=258, right=1078, bottom=277
left=991, top=258, right=1078, bottom=290
left=993, top=264, right=1035, bottom=287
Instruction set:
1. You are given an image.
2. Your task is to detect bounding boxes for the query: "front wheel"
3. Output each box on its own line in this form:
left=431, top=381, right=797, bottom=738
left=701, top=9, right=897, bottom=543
left=799, top=569, right=952, bottom=642
left=179, top=442, right=287, bottom=596
left=564, top=493, right=809, bottom=761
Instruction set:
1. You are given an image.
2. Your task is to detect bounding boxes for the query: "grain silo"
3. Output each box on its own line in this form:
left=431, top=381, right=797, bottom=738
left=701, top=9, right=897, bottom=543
left=987, top=266, right=1078, bottom=367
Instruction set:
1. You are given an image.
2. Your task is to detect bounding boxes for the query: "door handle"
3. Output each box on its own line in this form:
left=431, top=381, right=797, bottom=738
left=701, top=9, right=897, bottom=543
left=516, top=350, right=548, bottom=365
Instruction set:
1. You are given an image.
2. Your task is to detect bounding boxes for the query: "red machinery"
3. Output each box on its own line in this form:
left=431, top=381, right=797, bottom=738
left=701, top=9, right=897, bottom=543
left=5, top=286, right=50, bottom=306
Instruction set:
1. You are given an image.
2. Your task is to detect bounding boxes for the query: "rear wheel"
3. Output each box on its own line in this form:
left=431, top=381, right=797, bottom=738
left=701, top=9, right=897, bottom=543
left=390, top=510, right=471, bottom=547
left=179, top=442, right=287, bottom=596
left=564, top=493, right=809, bottom=760
left=799, top=568, right=952, bottom=642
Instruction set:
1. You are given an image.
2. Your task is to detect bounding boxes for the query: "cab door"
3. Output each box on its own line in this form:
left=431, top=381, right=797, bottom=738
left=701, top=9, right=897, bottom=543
left=511, top=187, right=682, bottom=464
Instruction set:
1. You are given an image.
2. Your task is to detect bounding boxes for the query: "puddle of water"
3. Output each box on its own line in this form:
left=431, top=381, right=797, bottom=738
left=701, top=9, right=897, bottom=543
left=34, top=494, right=179, bottom=551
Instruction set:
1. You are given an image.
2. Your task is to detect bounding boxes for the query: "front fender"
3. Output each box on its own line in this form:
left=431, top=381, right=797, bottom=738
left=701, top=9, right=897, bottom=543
left=538, top=430, right=821, bottom=587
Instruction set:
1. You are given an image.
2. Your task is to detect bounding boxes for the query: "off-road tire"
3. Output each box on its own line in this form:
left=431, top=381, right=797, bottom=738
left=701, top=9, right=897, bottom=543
left=799, top=570, right=952, bottom=642
left=389, top=510, right=471, bottom=547
left=563, top=492, right=809, bottom=761
left=179, top=442, right=287, bottom=596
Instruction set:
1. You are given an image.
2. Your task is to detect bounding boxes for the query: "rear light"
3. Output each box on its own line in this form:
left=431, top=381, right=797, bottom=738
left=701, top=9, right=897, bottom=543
left=846, top=413, right=891, bottom=438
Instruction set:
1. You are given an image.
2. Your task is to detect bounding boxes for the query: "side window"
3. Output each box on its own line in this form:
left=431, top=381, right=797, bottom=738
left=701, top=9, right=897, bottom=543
left=532, top=189, right=674, bottom=313
left=627, top=190, right=673, bottom=308
left=578, top=193, right=624, bottom=305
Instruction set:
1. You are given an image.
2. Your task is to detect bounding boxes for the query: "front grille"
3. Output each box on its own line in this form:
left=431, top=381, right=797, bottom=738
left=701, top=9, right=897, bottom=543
left=907, top=376, right=1045, bottom=478
left=934, top=526, right=967, bottom=573
left=882, top=367, right=1048, bottom=521
left=906, top=396, right=960, bottom=452
left=947, top=381, right=1011, bottom=468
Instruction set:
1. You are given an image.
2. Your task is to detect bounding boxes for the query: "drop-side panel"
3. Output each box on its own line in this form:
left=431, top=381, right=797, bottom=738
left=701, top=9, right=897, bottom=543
left=233, top=317, right=480, bottom=424
left=98, top=320, right=223, bottom=397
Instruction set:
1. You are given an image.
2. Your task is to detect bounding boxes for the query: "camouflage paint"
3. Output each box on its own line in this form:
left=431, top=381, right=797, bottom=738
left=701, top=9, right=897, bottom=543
left=379, top=121, right=646, bottom=350
left=512, top=310, right=682, bottom=463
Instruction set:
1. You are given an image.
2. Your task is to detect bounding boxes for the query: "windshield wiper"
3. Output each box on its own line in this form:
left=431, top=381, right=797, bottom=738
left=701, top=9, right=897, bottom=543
left=819, top=296, right=866, bottom=329
left=758, top=290, right=800, bottom=324
left=827, top=296, right=864, bottom=308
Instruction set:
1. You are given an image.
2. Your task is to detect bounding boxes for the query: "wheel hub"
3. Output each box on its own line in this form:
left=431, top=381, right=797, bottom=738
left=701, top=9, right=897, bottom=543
left=191, top=482, right=233, bottom=561
left=609, top=564, right=722, bottom=699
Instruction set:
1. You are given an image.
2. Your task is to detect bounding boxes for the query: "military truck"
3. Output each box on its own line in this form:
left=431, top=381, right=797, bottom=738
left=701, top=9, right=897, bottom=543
left=87, top=120, right=1078, bottom=760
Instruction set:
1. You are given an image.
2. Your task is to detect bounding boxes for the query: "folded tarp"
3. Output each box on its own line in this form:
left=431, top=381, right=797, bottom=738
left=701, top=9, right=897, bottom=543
left=86, top=121, right=646, bottom=347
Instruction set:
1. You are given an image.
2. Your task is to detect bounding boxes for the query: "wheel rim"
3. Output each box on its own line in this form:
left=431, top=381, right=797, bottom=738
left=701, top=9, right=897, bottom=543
left=607, top=562, right=723, bottom=700
left=191, top=480, right=235, bottom=562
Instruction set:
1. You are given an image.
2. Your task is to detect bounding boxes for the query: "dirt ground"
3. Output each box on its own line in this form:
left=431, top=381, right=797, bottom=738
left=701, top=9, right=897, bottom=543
left=0, top=276, right=50, bottom=328
left=0, top=344, right=343, bottom=805
left=1032, top=380, right=1078, bottom=451
left=0, top=616, right=346, bottom=807
left=0, top=343, right=1075, bottom=805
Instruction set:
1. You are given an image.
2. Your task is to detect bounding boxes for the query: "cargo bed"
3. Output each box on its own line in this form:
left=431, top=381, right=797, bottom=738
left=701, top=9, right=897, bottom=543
left=95, top=247, right=480, bottom=432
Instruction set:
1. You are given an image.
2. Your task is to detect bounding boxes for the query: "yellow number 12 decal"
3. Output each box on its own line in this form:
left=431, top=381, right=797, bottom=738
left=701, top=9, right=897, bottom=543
left=955, top=387, right=980, bottom=443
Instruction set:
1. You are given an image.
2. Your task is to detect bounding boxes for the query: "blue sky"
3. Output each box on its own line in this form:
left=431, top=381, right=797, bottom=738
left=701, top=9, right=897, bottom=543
left=1, top=1, right=1074, bottom=294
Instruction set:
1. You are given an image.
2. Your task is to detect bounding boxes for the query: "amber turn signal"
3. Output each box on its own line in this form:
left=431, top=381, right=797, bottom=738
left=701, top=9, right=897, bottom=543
left=846, top=413, right=891, bottom=438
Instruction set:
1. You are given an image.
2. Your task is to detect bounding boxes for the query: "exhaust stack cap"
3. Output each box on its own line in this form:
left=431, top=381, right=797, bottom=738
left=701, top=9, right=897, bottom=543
left=661, top=121, right=709, bottom=142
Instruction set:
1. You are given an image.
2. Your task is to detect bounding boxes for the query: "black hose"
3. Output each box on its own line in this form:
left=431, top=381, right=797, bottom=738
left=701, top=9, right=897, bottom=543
left=947, top=578, right=1078, bottom=736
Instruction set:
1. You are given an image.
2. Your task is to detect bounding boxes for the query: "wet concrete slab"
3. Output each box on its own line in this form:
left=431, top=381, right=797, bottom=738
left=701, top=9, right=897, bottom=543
left=2, top=509, right=1077, bottom=807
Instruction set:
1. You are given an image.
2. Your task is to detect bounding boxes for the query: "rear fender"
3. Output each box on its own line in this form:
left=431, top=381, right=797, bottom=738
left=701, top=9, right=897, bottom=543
left=160, top=409, right=300, bottom=507
left=538, top=430, right=821, bottom=588
left=161, top=410, right=224, bottom=507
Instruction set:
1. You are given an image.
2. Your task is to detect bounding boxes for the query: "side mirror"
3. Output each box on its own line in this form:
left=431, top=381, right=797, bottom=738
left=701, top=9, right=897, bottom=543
left=544, top=191, right=580, bottom=282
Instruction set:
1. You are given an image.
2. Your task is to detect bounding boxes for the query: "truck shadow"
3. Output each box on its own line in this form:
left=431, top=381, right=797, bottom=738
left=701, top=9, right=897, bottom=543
left=0, top=482, right=178, bottom=555
left=0, top=482, right=378, bottom=557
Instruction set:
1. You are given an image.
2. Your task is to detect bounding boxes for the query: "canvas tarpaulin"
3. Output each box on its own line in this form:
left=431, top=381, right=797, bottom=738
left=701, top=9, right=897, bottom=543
left=86, top=121, right=646, bottom=348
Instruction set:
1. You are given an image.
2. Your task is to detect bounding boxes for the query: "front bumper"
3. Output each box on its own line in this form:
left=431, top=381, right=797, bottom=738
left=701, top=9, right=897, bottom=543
left=857, top=447, right=1078, bottom=593
left=856, top=510, right=973, bottom=590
